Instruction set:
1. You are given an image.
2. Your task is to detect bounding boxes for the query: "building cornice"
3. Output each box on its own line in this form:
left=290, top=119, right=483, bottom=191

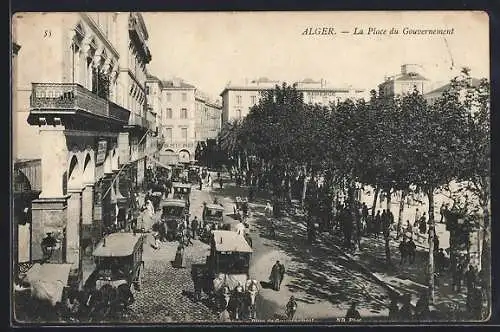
left=80, top=13, right=120, bottom=60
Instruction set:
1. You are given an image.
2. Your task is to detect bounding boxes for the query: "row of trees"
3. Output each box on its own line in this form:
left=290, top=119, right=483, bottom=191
left=218, top=69, right=490, bottom=304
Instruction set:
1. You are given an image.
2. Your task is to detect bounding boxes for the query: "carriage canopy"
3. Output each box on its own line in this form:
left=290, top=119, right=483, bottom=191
left=212, top=230, right=253, bottom=253
left=93, top=233, right=144, bottom=257
left=23, top=263, right=73, bottom=306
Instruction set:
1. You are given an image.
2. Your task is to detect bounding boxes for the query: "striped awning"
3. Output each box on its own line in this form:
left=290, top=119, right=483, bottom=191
left=14, top=159, right=42, bottom=193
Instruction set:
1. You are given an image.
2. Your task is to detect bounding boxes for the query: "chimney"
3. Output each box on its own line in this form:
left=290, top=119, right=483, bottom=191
left=173, top=77, right=182, bottom=87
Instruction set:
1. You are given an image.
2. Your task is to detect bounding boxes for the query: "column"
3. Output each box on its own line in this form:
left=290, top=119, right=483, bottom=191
left=81, top=184, right=94, bottom=225
left=66, top=189, right=82, bottom=272
left=31, top=125, right=69, bottom=262
left=81, top=184, right=94, bottom=250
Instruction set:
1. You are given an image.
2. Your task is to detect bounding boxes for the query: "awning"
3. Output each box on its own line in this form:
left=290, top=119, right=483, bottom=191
left=24, top=263, right=72, bottom=306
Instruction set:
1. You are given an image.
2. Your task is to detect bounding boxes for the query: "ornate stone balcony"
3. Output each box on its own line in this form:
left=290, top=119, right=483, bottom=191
left=30, top=83, right=130, bottom=125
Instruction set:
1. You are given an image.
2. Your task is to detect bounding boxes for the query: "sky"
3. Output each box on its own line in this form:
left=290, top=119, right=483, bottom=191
left=142, top=11, right=489, bottom=99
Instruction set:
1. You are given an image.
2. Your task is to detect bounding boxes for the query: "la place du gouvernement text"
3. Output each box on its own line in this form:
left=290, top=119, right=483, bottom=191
left=302, top=26, right=455, bottom=36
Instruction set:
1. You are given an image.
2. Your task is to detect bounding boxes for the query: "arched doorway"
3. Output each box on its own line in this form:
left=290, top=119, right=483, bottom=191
left=178, top=149, right=190, bottom=163
left=68, top=155, right=81, bottom=189
left=159, top=149, right=178, bottom=166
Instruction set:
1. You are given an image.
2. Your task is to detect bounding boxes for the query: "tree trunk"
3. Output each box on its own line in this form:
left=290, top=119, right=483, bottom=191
left=398, top=189, right=408, bottom=228
left=384, top=189, right=392, bottom=266
left=427, top=187, right=435, bottom=304
left=372, top=187, right=380, bottom=218
left=245, top=150, right=250, bottom=172
left=237, top=152, right=241, bottom=171
left=348, top=181, right=358, bottom=250
left=301, top=166, right=308, bottom=207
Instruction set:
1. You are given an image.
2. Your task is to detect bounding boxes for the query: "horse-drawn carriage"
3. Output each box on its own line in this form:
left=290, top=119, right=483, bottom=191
left=205, top=230, right=258, bottom=320
left=161, top=199, right=189, bottom=242
left=234, top=197, right=250, bottom=221
left=200, top=203, right=225, bottom=242
left=84, top=232, right=145, bottom=321
left=172, top=182, right=192, bottom=207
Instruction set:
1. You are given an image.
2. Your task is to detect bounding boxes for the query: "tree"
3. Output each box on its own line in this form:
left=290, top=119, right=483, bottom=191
left=433, top=68, right=490, bottom=315
left=218, top=119, right=245, bottom=170
left=402, top=87, right=468, bottom=303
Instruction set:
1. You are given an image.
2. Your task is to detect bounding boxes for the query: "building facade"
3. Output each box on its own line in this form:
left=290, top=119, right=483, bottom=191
left=378, top=64, right=429, bottom=98
left=195, top=91, right=222, bottom=142
left=220, top=77, right=366, bottom=123
left=13, top=12, right=153, bottom=286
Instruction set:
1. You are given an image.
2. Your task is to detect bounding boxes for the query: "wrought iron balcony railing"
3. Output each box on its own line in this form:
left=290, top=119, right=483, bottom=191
left=30, top=83, right=130, bottom=125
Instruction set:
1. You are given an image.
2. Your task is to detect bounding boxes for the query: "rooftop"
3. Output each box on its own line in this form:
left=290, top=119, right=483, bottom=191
left=425, top=77, right=482, bottom=95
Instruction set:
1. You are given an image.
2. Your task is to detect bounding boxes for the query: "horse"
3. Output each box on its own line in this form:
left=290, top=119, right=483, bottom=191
left=245, top=279, right=259, bottom=320
left=217, top=285, right=231, bottom=311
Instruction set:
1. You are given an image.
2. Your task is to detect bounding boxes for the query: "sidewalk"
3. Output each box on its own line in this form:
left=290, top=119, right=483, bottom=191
left=323, top=226, right=467, bottom=319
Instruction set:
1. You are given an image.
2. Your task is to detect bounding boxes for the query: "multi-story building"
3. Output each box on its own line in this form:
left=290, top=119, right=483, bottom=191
left=195, top=91, right=222, bottom=141
left=378, top=64, right=429, bottom=98
left=220, top=77, right=366, bottom=123
left=12, top=12, right=152, bottom=286
left=145, top=76, right=222, bottom=165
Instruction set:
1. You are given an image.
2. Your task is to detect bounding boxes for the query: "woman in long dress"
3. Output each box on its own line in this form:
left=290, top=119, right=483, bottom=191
left=174, top=244, right=186, bottom=268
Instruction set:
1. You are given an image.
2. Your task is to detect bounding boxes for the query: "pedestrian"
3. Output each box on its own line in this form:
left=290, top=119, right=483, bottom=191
left=191, top=216, right=199, bottom=240
left=278, top=261, right=286, bottom=289
left=396, top=219, right=403, bottom=239
left=407, top=237, right=416, bottom=264
left=419, top=213, right=427, bottom=234
left=146, top=199, right=155, bottom=217
left=174, top=243, right=186, bottom=268
left=198, top=174, right=203, bottom=191
left=345, top=302, right=361, bottom=321
left=399, top=294, right=413, bottom=321
left=414, top=208, right=421, bottom=226
left=453, top=255, right=465, bottom=293
left=405, top=220, right=413, bottom=239
left=265, top=201, right=273, bottom=217
left=286, top=296, right=297, bottom=320
left=219, top=176, right=224, bottom=189
left=399, top=237, right=408, bottom=265
left=151, top=223, right=161, bottom=250
left=270, top=261, right=281, bottom=291
left=374, top=210, right=381, bottom=238
left=388, top=299, right=400, bottom=320
left=466, top=264, right=477, bottom=310
left=435, top=248, right=446, bottom=274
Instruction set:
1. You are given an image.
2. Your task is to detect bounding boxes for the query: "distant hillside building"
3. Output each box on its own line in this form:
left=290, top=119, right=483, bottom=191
left=424, top=77, right=482, bottom=105
left=378, top=64, right=429, bottom=97
left=220, top=77, right=366, bottom=123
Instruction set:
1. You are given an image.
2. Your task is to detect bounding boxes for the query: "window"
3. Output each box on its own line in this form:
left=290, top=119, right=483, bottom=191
left=251, top=95, right=256, bottom=104
left=182, top=93, right=187, bottom=102
left=166, top=108, right=172, bottom=119
left=166, top=93, right=172, bottom=102
left=145, top=86, right=150, bottom=95
left=181, top=128, right=188, bottom=140
left=236, top=109, right=242, bottom=119
left=236, top=95, right=242, bottom=105
left=180, top=108, right=188, bottom=119
left=165, top=128, right=172, bottom=141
